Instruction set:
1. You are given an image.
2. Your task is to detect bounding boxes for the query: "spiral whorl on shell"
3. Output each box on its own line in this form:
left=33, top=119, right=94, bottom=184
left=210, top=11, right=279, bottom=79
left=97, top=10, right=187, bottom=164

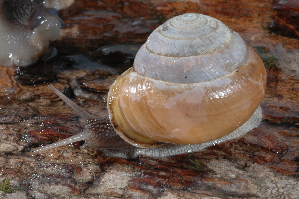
left=108, top=13, right=266, bottom=148
left=134, top=13, right=248, bottom=83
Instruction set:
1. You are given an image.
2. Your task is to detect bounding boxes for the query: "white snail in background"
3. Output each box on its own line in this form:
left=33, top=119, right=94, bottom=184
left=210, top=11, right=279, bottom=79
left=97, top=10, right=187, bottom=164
left=43, top=0, right=74, bottom=10
left=0, top=0, right=73, bottom=67
left=33, top=13, right=267, bottom=159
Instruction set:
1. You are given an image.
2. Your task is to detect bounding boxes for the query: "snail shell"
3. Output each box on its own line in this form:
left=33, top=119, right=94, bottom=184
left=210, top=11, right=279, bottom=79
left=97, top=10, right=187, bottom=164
left=32, top=13, right=266, bottom=158
left=108, top=13, right=266, bottom=148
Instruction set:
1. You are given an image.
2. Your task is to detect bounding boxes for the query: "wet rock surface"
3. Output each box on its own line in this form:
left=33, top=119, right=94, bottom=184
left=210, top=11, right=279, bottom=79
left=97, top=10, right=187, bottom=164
left=0, top=0, right=298, bottom=198
left=0, top=49, right=298, bottom=199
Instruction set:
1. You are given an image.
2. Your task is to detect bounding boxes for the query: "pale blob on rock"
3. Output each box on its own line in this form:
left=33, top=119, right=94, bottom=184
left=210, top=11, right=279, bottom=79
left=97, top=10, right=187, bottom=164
left=43, top=0, right=74, bottom=10
left=0, top=0, right=73, bottom=67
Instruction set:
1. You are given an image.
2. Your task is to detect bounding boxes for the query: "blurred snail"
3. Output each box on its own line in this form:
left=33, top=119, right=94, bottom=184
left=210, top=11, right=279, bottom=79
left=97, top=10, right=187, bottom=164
left=32, top=13, right=266, bottom=158
left=0, top=0, right=73, bottom=67
left=43, top=0, right=74, bottom=10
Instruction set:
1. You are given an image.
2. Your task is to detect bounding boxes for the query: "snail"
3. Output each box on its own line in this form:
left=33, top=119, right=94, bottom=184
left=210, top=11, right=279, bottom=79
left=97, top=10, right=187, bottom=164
left=0, top=0, right=73, bottom=67
left=43, top=0, right=74, bottom=10
left=32, top=13, right=267, bottom=159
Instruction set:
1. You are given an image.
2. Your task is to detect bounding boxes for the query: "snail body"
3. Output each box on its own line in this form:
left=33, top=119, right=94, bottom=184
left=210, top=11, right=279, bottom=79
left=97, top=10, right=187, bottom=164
left=33, top=13, right=266, bottom=158
left=0, top=0, right=73, bottom=67
left=33, top=85, right=263, bottom=159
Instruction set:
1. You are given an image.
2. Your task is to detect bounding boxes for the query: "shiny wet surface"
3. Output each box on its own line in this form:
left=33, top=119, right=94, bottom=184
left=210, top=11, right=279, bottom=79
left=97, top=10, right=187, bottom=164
left=0, top=42, right=298, bottom=198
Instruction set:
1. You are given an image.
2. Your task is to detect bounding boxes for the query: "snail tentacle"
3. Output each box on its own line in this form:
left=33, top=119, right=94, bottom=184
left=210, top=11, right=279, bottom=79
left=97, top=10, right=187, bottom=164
left=48, top=84, right=96, bottom=121
left=32, top=130, right=92, bottom=153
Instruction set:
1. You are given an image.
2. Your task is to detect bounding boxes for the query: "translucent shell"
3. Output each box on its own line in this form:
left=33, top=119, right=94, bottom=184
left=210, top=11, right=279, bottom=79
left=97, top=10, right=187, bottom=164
left=108, top=13, right=267, bottom=148
left=134, top=13, right=248, bottom=83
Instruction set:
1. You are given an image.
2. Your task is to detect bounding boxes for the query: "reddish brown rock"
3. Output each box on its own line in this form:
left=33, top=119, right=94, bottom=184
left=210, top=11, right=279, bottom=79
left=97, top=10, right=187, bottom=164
left=270, top=0, right=299, bottom=38
left=0, top=66, right=19, bottom=98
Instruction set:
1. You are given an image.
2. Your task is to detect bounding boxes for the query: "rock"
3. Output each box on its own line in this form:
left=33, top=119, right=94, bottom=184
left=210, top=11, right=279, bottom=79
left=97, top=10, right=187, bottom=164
left=0, top=0, right=297, bottom=198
